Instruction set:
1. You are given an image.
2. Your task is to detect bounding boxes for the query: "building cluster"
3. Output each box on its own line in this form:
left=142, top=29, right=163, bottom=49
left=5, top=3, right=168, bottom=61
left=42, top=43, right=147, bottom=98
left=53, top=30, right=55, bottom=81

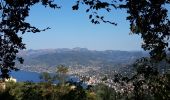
left=18, top=64, right=136, bottom=94
left=77, top=72, right=135, bottom=94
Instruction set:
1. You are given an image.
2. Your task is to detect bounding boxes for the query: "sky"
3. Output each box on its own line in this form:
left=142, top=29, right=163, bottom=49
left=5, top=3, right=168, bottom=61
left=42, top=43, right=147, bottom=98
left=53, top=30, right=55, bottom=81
left=23, top=0, right=143, bottom=51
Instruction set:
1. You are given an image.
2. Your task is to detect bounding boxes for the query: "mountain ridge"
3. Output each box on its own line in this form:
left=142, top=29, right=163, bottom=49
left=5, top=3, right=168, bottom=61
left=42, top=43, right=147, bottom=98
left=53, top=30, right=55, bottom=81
left=17, top=48, right=148, bottom=68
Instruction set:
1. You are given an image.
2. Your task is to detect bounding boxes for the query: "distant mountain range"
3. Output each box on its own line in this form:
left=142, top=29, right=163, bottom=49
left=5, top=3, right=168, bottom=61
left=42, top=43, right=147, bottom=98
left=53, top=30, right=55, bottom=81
left=17, top=48, right=148, bottom=68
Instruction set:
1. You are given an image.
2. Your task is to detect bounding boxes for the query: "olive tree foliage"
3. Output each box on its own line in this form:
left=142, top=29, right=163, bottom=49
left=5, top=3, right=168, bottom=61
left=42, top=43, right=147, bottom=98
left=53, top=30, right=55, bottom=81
left=0, top=0, right=60, bottom=78
left=73, top=0, right=170, bottom=61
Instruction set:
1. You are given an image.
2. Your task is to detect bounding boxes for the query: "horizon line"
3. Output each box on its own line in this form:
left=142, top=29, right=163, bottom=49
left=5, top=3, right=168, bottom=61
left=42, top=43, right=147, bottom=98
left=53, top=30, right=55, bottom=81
left=22, top=47, right=144, bottom=52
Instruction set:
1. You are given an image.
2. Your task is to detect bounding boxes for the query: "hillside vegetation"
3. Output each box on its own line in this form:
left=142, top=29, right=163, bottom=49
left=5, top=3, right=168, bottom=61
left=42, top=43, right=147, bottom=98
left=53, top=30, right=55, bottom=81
left=18, top=48, right=147, bottom=67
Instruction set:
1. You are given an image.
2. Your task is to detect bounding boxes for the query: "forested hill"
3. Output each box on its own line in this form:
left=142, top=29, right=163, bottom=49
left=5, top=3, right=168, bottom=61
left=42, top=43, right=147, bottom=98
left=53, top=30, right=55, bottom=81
left=17, top=48, right=148, bottom=67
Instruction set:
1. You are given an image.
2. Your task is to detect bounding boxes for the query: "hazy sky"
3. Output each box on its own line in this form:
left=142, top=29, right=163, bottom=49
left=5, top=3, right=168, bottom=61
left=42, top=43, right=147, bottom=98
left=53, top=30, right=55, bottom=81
left=23, top=0, right=143, bottom=51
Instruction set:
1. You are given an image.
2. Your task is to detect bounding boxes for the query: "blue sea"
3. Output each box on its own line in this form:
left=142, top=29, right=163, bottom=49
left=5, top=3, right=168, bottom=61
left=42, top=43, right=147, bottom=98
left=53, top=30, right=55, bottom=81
left=10, top=70, right=41, bottom=82
left=7, top=70, right=87, bottom=88
left=10, top=70, right=80, bottom=83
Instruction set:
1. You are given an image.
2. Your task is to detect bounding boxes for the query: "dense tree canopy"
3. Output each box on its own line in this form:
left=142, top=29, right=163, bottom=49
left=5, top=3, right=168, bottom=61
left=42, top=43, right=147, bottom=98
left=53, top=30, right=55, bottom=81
left=74, top=0, right=170, bottom=61
left=0, top=0, right=59, bottom=78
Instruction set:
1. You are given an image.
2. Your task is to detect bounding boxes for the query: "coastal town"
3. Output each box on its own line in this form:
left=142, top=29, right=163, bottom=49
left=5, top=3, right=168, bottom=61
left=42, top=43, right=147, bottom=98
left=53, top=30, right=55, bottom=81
left=16, top=63, right=135, bottom=94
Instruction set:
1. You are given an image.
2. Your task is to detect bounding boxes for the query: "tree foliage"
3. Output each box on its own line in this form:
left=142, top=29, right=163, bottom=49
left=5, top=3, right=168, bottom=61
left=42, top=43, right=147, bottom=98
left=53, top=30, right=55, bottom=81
left=73, top=0, right=170, bottom=61
left=0, top=0, right=169, bottom=85
left=72, top=3, right=170, bottom=98
left=132, top=57, right=170, bottom=100
left=112, top=57, right=170, bottom=100
left=125, top=0, right=170, bottom=61
left=56, top=65, right=69, bottom=85
left=0, top=80, right=94, bottom=100
left=0, top=0, right=59, bottom=78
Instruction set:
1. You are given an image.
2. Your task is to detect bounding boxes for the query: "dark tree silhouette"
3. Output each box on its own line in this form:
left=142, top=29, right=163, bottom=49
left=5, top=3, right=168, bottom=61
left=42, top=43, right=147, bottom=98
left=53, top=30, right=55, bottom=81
left=0, top=0, right=59, bottom=78
left=125, top=0, right=170, bottom=61
left=72, top=1, right=170, bottom=99
left=73, top=0, right=170, bottom=61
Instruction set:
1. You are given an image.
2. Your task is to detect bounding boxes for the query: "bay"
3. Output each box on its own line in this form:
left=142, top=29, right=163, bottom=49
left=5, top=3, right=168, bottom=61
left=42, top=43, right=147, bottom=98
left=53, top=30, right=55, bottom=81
left=10, top=70, right=80, bottom=83
left=9, top=70, right=87, bottom=88
left=10, top=70, right=41, bottom=82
